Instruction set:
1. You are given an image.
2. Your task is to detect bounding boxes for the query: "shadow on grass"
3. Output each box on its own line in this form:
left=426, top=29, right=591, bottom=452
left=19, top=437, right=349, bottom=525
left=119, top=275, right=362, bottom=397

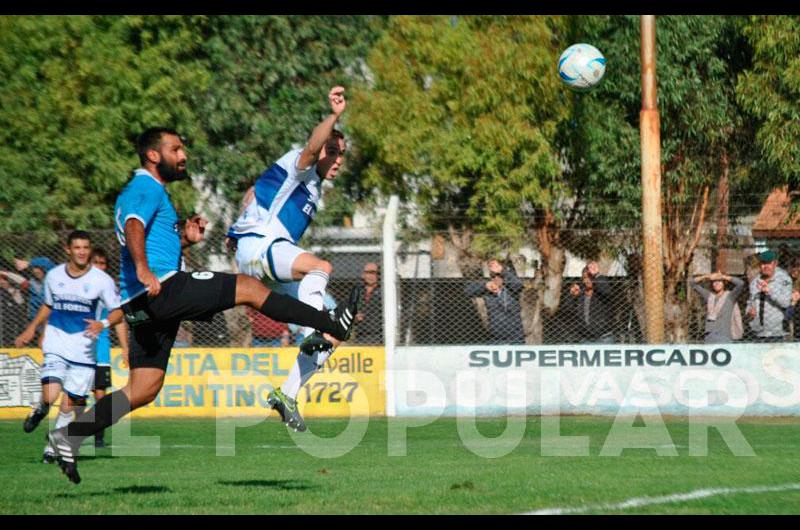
left=217, top=479, right=314, bottom=491
left=54, top=485, right=172, bottom=498
left=74, top=454, right=118, bottom=461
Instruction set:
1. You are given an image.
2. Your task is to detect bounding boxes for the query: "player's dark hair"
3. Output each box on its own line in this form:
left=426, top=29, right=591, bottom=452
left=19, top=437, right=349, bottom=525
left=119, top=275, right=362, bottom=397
left=329, top=129, right=345, bottom=142
left=136, top=127, right=181, bottom=165
left=67, top=230, right=92, bottom=246
left=91, top=247, right=107, bottom=260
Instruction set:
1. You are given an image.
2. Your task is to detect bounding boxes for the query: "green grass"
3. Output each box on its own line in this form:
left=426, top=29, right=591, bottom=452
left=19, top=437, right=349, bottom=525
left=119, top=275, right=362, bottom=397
left=1, top=416, right=799, bottom=514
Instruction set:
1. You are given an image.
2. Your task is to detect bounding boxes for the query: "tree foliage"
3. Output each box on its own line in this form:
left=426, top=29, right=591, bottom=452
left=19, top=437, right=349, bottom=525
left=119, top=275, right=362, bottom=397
left=736, top=15, right=800, bottom=189
left=0, top=16, right=208, bottom=232
left=348, top=15, right=570, bottom=256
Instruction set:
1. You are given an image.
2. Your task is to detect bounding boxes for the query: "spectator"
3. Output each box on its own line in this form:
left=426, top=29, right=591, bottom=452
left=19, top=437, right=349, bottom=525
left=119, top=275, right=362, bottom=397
left=0, top=272, right=26, bottom=346
left=2, top=256, right=55, bottom=347
left=784, top=257, right=800, bottom=339
left=465, top=259, right=525, bottom=344
left=6, top=256, right=56, bottom=320
left=565, top=261, right=614, bottom=344
left=246, top=306, right=291, bottom=347
left=690, top=271, right=745, bottom=344
left=355, top=262, right=383, bottom=345
left=746, top=249, right=793, bottom=342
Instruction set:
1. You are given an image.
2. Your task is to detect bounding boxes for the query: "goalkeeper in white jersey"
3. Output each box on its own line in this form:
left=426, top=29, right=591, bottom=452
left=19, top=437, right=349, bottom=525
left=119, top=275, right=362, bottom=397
left=227, top=86, right=361, bottom=432
left=15, top=231, right=123, bottom=462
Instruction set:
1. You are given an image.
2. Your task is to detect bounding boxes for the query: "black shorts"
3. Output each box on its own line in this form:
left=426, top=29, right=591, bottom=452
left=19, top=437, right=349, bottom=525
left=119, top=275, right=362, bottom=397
left=125, top=271, right=238, bottom=371
left=94, top=365, right=112, bottom=391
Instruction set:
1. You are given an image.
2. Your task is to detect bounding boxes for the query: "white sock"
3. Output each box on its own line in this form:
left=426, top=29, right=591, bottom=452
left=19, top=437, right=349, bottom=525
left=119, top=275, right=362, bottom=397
left=280, top=349, right=333, bottom=400
left=54, top=410, right=74, bottom=430
left=296, top=270, right=329, bottom=338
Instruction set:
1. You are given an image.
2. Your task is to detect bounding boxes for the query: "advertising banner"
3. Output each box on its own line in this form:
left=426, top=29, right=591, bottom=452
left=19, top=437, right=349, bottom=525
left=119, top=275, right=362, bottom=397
left=391, top=343, right=800, bottom=417
left=0, top=347, right=385, bottom=419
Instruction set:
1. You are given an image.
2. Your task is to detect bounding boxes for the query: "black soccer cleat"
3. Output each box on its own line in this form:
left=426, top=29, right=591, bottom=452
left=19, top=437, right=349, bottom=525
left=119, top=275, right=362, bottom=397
left=299, top=331, right=334, bottom=356
left=328, top=285, right=362, bottom=342
left=48, top=428, right=81, bottom=484
left=23, top=402, right=50, bottom=433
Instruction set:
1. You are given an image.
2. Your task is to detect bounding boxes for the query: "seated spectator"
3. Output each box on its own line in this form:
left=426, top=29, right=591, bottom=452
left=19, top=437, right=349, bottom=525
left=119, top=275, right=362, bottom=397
left=690, top=271, right=745, bottom=343
left=465, top=259, right=525, bottom=344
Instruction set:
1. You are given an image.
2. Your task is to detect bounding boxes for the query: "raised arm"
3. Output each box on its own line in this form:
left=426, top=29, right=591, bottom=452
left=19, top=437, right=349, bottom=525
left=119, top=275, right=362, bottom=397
left=296, top=86, right=346, bottom=170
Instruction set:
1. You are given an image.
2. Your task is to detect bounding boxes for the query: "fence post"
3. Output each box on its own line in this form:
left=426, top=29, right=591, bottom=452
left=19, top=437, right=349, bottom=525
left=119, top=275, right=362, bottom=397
left=382, top=195, right=400, bottom=417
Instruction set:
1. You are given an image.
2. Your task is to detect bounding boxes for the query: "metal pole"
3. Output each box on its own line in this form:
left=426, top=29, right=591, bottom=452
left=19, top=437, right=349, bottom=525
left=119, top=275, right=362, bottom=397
left=382, top=195, right=400, bottom=417
left=640, top=15, right=665, bottom=343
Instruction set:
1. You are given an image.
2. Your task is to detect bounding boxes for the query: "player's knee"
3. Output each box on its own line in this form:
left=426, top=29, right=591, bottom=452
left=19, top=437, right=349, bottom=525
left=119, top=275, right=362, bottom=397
left=235, top=273, right=269, bottom=305
left=316, top=259, right=333, bottom=276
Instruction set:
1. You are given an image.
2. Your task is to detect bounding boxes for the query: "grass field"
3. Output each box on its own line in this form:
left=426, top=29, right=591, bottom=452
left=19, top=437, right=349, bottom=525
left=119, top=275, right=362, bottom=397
left=1, top=416, right=799, bottom=514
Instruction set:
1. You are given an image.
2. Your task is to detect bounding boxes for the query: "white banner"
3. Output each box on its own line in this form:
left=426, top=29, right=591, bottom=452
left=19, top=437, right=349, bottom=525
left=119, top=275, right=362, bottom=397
left=391, top=343, right=800, bottom=417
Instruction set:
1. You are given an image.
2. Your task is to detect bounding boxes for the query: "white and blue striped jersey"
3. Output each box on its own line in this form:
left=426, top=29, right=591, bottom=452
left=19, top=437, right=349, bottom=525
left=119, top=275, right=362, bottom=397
left=42, top=264, right=121, bottom=366
left=227, top=148, right=322, bottom=244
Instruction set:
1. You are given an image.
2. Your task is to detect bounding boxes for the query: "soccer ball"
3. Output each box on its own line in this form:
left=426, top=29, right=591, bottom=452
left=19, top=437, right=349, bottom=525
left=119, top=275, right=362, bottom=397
left=558, top=43, right=606, bottom=91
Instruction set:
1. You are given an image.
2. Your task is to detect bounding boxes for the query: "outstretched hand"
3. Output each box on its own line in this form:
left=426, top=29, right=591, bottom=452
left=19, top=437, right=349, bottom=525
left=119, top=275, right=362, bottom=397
left=329, top=86, right=346, bottom=116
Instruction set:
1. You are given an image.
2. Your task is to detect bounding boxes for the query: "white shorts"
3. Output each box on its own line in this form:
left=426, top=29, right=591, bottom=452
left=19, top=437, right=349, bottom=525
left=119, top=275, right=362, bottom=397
left=40, top=353, right=96, bottom=400
left=235, top=235, right=307, bottom=283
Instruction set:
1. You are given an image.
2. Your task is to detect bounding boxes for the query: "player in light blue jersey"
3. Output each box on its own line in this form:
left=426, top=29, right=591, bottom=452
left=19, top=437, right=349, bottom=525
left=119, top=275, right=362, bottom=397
left=15, top=231, right=124, bottom=463
left=46, top=127, right=358, bottom=484
left=89, top=248, right=129, bottom=448
left=227, top=87, right=361, bottom=432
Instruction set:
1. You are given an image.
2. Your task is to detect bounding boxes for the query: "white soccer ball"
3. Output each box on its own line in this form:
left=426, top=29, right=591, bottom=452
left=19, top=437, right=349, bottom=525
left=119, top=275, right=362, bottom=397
left=558, top=43, right=606, bottom=91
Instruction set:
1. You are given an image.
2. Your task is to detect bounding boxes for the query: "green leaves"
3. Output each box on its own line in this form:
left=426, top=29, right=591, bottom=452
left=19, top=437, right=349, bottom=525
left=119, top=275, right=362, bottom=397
left=737, top=16, right=800, bottom=189
left=348, top=16, right=569, bottom=252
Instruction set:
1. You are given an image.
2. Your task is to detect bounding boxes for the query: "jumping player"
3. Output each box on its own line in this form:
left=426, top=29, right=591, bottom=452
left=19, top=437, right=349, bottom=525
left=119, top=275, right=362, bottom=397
left=46, top=127, right=358, bottom=484
left=227, top=86, right=359, bottom=432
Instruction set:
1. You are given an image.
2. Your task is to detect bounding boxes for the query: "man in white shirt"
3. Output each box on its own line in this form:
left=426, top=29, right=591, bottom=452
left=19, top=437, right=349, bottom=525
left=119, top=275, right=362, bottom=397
left=227, top=87, right=360, bottom=432
left=15, top=231, right=123, bottom=463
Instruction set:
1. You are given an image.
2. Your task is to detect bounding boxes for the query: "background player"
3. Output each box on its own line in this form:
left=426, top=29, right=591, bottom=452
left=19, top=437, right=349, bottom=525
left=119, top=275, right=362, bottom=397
left=227, top=86, right=359, bottom=432
left=89, top=247, right=129, bottom=448
left=15, top=231, right=123, bottom=462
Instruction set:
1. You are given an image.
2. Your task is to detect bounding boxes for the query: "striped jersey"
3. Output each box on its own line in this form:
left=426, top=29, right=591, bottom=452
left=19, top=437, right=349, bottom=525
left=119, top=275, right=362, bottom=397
left=227, top=148, right=322, bottom=244
left=42, top=264, right=121, bottom=365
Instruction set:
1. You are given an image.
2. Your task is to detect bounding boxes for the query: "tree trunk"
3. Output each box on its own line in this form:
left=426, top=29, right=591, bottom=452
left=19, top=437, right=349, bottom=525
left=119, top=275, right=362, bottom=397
left=663, top=182, right=710, bottom=343
left=714, top=151, right=730, bottom=272
left=522, top=212, right=565, bottom=344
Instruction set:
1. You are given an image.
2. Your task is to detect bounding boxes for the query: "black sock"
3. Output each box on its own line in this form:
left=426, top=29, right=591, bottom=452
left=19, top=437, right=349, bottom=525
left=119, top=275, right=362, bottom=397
left=67, top=391, right=131, bottom=440
left=260, top=292, right=336, bottom=336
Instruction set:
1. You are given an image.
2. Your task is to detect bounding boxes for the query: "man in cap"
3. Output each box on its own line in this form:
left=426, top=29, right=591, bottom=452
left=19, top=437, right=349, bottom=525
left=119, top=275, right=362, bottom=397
left=745, top=249, right=793, bottom=342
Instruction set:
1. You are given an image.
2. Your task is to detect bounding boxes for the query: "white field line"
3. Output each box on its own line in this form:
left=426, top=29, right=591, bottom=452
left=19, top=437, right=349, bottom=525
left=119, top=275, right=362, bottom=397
left=522, top=482, right=800, bottom=515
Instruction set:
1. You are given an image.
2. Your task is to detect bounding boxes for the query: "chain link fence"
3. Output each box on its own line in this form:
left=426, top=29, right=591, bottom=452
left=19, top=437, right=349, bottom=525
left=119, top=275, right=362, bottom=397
left=2, top=224, right=798, bottom=348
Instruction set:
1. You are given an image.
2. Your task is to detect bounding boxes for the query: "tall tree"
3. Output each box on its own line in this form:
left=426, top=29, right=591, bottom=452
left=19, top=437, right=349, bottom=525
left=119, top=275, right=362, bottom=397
left=187, top=15, right=386, bottom=226
left=0, top=16, right=208, bottom=235
left=348, top=15, right=571, bottom=342
left=558, top=16, right=758, bottom=342
left=736, top=16, right=800, bottom=190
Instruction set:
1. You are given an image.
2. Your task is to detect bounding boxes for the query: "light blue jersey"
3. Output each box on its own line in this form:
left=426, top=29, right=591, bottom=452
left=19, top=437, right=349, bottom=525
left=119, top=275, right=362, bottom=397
left=227, top=148, right=322, bottom=244
left=95, top=304, right=111, bottom=366
left=114, top=169, right=181, bottom=302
